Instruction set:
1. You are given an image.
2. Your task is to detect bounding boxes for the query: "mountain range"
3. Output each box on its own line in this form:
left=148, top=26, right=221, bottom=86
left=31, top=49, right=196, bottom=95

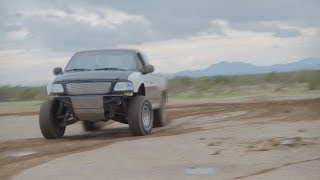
left=163, top=57, right=320, bottom=78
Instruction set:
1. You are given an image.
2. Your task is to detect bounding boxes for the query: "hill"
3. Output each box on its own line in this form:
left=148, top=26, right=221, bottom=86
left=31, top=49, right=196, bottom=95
left=167, top=57, right=320, bottom=78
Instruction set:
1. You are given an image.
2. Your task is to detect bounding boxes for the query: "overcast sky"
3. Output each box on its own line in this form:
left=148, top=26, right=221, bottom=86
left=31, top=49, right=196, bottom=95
left=1, top=0, right=319, bottom=85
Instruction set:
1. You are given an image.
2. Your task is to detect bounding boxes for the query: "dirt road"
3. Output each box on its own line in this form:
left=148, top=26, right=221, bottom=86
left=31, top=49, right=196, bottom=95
left=0, top=98, right=320, bottom=179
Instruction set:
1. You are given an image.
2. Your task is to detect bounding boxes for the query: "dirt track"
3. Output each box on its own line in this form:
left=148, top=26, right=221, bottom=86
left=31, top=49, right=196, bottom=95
left=0, top=98, right=320, bottom=179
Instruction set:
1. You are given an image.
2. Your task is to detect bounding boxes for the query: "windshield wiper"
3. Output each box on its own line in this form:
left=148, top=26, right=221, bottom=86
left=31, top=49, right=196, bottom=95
left=65, top=68, right=91, bottom=72
left=94, top=67, right=127, bottom=71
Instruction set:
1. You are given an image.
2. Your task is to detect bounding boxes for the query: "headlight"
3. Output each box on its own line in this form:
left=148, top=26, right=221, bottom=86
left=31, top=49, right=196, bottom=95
left=47, top=83, right=64, bottom=95
left=113, top=82, right=134, bottom=92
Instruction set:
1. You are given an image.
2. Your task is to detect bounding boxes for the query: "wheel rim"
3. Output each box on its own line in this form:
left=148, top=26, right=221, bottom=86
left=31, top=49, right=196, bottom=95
left=142, top=105, right=151, bottom=129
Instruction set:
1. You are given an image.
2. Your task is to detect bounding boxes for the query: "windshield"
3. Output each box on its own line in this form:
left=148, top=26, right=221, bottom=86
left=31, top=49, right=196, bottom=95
left=65, top=51, right=139, bottom=72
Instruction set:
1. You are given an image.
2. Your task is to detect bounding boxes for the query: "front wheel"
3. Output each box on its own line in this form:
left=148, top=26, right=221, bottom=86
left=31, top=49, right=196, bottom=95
left=128, top=96, right=153, bottom=136
left=39, top=100, right=66, bottom=139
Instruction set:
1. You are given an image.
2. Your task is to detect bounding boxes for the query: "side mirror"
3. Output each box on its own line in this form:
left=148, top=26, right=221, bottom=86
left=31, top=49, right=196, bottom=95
left=142, top=65, right=154, bottom=74
left=53, top=67, right=62, bottom=75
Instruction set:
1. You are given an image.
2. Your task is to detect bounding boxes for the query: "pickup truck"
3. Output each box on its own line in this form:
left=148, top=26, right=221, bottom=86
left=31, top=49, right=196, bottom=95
left=40, top=49, right=167, bottom=139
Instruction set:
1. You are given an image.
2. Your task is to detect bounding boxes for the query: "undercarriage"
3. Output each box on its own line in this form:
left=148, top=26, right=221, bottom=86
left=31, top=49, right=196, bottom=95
left=53, top=95, right=130, bottom=127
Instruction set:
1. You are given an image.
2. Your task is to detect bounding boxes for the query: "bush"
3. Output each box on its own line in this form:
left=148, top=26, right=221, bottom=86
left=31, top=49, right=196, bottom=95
left=0, top=86, right=47, bottom=102
left=308, top=81, right=320, bottom=90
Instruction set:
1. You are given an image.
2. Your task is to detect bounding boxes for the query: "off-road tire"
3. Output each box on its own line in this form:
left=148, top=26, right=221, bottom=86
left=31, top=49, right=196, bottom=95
left=128, top=96, right=153, bottom=136
left=82, top=121, right=104, bottom=131
left=153, top=95, right=167, bottom=127
left=39, top=100, right=65, bottom=139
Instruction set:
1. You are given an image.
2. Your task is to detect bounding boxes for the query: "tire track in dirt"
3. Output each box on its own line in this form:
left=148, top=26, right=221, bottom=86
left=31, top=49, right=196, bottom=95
left=233, top=157, right=320, bottom=179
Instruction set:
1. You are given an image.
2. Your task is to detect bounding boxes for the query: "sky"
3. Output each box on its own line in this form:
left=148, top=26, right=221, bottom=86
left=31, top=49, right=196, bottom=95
left=0, top=0, right=320, bottom=85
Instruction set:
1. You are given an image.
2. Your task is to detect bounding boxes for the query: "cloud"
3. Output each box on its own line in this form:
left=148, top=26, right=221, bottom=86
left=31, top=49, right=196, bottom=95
left=0, top=5, right=153, bottom=53
left=6, top=29, right=29, bottom=40
left=70, top=8, right=150, bottom=28
left=258, top=21, right=302, bottom=38
left=0, top=0, right=320, bottom=85
left=14, top=7, right=151, bottom=28
left=14, top=9, right=68, bottom=19
left=1, top=19, right=319, bottom=85
left=201, top=19, right=303, bottom=38
left=122, top=20, right=320, bottom=73
left=272, top=28, right=302, bottom=38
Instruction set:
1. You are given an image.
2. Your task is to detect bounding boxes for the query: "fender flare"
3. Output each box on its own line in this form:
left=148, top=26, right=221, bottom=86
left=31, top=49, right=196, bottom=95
left=128, top=72, right=144, bottom=93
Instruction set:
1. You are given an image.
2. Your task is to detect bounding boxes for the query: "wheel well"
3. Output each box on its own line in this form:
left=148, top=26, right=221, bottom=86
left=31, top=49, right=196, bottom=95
left=136, top=83, right=145, bottom=96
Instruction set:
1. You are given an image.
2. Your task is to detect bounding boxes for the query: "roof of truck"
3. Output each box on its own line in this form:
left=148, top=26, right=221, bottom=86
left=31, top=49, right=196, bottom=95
left=75, top=49, right=141, bottom=54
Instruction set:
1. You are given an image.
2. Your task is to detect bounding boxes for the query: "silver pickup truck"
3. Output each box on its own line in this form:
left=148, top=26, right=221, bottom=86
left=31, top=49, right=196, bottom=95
left=40, top=49, right=167, bottom=139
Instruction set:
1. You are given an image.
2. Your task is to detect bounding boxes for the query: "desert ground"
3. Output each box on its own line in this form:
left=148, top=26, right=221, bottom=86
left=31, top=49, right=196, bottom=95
left=0, top=97, right=319, bottom=179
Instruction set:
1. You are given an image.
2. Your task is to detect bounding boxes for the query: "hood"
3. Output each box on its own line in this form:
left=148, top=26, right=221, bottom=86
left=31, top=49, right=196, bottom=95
left=53, top=70, right=134, bottom=82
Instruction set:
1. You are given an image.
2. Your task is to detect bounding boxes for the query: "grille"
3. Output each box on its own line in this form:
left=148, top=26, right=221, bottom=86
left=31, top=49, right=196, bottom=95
left=66, top=82, right=112, bottom=95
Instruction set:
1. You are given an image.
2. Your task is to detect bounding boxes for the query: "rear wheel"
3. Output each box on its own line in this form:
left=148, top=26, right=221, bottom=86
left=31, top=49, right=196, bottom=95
left=128, top=96, right=153, bottom=136
left=153, top=94, right=167, bottom=127
left=39, top=100, right=66, bottom=139
left=82, top=121, right=104, bottom=131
